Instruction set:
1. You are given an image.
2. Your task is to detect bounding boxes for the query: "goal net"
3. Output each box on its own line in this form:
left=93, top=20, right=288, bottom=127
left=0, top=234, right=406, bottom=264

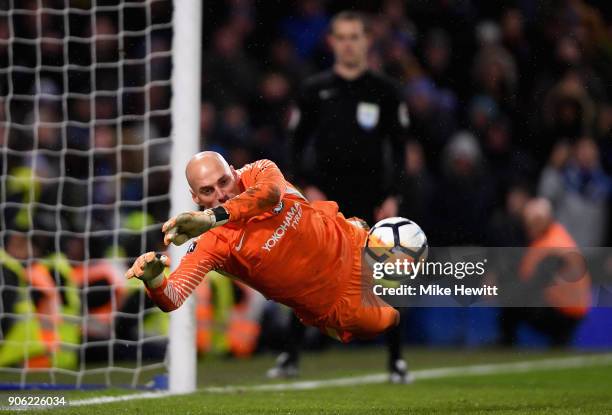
left=0, top=0, right=182, bottom=389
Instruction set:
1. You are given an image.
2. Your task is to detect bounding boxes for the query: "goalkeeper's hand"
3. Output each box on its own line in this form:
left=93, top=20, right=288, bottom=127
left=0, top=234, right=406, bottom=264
left=125, top=252, right=169, bottom=288
left=162, top=207, right=229, bottom=246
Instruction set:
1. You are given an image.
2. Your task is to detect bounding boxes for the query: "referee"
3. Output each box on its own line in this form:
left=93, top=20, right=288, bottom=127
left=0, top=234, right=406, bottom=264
left=268, top=11, right=412, bottom=384
left=289, top=11, right=409, bottom=225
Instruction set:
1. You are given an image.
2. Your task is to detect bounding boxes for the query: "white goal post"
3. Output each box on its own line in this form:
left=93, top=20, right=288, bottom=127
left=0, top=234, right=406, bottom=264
left=168, top=0, right=201, bottom=394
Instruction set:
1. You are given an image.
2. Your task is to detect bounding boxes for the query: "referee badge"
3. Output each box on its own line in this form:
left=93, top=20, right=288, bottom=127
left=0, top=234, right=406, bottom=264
left=356, top=102, right=380, bottom=130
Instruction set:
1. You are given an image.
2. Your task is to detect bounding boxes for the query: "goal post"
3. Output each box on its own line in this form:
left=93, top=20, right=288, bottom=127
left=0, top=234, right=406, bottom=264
left=0, top=0, right=201, bottom=391
left=168, top=0, right=201, bottom=394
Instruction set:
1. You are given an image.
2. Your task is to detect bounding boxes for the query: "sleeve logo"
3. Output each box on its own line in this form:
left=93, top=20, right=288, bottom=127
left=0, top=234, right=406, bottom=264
left=187, top=241, right=197, bottom=254
left=272, top=201, right=284, bottom=215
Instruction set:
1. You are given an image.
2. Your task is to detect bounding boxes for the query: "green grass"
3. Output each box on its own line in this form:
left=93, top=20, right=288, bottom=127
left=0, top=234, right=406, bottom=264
left=2, top=348, right=612, bottom=414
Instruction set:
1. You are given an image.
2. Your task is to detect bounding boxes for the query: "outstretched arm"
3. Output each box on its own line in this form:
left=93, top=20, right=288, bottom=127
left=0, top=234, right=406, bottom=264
left=223, top=159, right=286, bottom=222
left=126, top=234, right=229, bottom=312
left=163, top=159, right=287, bottom=246
left=143, top=251, right=215, bottom=312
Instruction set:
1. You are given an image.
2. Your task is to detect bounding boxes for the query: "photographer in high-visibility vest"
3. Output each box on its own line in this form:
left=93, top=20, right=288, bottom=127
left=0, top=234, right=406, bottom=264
left=500, top=198, right=591, bottom=346
left=66, top=236, right=127, bottom=342
left=195, top=271, right=265, bottom=358
left=0, top=231, right=45, bottom=367
left=25, top=237, right=80, bottom=370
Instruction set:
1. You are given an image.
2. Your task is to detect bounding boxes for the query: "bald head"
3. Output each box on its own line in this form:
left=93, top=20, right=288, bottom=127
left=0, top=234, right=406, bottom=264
left=186, top=151, right=231, bottom=186
left=523, top=197, right=553, bottom=241
left=186, top=151, right=239, bottom=208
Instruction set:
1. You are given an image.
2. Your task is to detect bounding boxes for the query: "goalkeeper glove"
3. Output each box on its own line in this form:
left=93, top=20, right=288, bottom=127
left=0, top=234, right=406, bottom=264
left=162, top=206, right=229, bottom=246
left=125, top=252, right=169, bottom=288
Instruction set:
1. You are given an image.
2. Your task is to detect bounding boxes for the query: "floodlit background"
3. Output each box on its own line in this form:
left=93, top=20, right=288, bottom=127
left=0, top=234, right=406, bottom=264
left=0, top=1, right=611, bottom=412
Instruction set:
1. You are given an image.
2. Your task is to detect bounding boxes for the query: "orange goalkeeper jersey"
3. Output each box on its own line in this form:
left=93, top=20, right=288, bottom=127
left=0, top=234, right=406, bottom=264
left=146, top=159, right=368, bottom=325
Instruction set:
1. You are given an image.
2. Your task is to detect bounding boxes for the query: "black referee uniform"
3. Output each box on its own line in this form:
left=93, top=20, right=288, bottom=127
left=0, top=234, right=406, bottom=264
left=272, top=68, right=411, bottom=383
left=290, top=69, right=409, bottom=224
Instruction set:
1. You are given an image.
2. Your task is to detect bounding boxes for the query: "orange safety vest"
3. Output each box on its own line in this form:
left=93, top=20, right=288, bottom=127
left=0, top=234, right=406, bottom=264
left=520, top=222, right=591, bottom=318
left=195, top=277, right=261, bottom=357
left=195, top=280, right=213, bottom=354
left=25, top=260, right=80, bottom=369
left=72, top=260, right=126, bottom=338
left=25, top=263, right=62, bottom=368
left=227, top=280, right=261, bottom=358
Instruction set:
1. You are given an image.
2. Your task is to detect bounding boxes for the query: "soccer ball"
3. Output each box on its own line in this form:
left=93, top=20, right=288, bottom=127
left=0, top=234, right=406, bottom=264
left=364, top=217, right=428, bottom=281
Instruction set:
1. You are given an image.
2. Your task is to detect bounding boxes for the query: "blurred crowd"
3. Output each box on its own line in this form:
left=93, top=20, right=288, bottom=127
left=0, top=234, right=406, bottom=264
left=1, top=0, right=174, bottom=260
left=201, top=0, right=612, bottom=249
left=0, top=0, right=175, bottom=373
left=1, top=0, right=612, bottom=371
left=1, top=0, right=611, bottom=257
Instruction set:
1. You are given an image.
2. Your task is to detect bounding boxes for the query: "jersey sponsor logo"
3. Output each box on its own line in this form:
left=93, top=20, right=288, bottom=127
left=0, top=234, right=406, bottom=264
left=272, top=201, right=284, bottom=215
left=262, top=202, right=303, bottom=252
left=357, top=102, right=380, bottom=130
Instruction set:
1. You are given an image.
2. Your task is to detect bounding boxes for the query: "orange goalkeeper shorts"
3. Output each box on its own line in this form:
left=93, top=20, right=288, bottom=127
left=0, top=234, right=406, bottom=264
left=312, top=215, right=399, bottom=343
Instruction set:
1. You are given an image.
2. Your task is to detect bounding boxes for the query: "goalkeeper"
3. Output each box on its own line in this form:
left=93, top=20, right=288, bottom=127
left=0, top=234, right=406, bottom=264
left=126, top=151, right=398, bottom=342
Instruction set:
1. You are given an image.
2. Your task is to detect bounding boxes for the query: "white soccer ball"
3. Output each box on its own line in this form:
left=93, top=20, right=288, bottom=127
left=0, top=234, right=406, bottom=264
left=364, top=217, right=428, bottom=281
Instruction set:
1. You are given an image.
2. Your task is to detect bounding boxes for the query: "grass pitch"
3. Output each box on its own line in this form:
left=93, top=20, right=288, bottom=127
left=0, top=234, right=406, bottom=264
left=3, top=347, right=611, bottom=414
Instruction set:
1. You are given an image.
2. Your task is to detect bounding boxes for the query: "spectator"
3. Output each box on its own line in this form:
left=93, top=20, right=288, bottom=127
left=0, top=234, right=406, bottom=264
left=541, top=71, right=596, bottom=151
left=280, top=0, right=329, bottom=61
left=421, top=28, right=453, bottom=90
left=218, top=103, right=253, bottom=159
left=399, top=140, right=434, bottom=232
left=201, top=101, right=220, bottom=151
left=499, top=198, right=591, bottom=346
left=404, top=76, right=457, bottom=167
left=482, top=116, right=535, bottom=193
left=431, top=131, right=495, bottom=245
left=538, top=137, right=611, bottom=247
left=202, top=25, right=259, bottom=107
left=472, top=31, right=518, bottom=113
left=267, top=38, right=311, bottom=87
left=486, top=183, right=531, bottom=247
left=250, top=72, right=292, bottom=166
left=2, top=0, right=612, bottom=357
